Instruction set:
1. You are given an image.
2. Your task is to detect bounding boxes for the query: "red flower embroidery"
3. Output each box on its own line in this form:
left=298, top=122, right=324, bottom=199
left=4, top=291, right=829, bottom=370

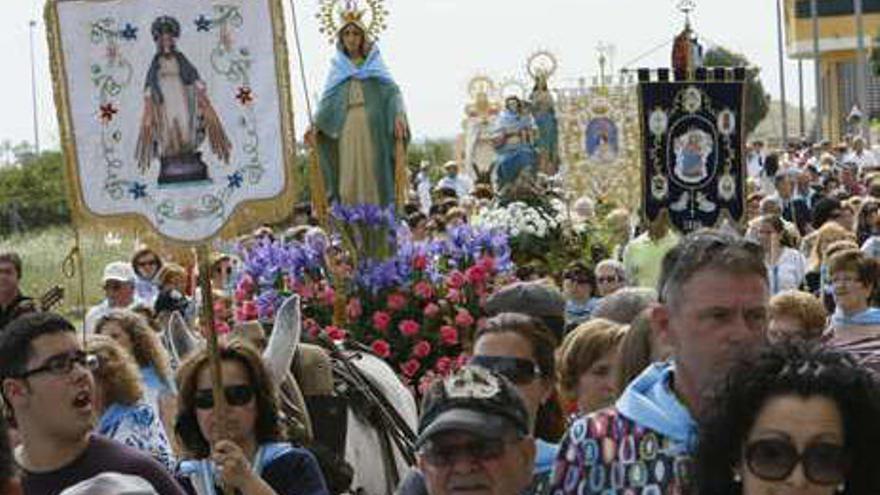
left=99, top=102, right=118, bottom=123
left=235, top=86, right=254, bottom=105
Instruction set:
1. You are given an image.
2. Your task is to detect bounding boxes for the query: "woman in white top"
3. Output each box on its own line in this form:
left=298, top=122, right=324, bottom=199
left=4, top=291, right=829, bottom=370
left=755, top=215, right=806, bottom=295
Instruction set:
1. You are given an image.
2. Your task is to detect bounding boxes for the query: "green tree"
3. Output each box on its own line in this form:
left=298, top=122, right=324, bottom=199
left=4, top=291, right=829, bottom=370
left=0, top=151, right=70, bottom=236
left=703, top=46, right=770, bottom=137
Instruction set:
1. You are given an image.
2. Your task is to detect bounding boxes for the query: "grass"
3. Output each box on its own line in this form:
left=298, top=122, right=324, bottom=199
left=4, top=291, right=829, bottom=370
left=0, top=225, right=138, bottom=320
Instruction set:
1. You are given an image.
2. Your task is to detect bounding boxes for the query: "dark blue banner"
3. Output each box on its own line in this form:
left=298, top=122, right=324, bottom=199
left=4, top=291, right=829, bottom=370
left=639, top=79, right=745, bottom=233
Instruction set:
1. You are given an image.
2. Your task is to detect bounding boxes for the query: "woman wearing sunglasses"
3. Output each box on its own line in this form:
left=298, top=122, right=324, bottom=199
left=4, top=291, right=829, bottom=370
left=693, top=343, right=880, bottom=494
left=87, top=335, right=176, bottom=471
left=469, top=312, right=560, bottom=494
left=174, top=340, right=329, bottom=495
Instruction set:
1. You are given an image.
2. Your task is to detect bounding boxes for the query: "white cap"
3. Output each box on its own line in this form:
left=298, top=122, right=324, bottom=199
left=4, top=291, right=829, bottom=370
left=60, top=473, right=158, bottom=495
left=102, top=261, right=135, bottom=284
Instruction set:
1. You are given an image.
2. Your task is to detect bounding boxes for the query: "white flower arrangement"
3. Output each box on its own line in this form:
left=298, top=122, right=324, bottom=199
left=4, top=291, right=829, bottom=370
left=474, top=201, right=565, bottom=239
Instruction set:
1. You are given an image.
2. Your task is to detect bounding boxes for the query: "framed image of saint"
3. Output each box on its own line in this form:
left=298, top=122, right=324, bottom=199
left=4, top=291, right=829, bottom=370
left=47, top=0, right=296, bottom=242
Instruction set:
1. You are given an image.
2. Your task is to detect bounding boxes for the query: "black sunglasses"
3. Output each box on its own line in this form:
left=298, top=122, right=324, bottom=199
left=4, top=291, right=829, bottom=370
left=469, top=355, right=542, bottom=385
left=745, top=438, right=849, bottom=485
left=194, top=385, right=255, bottom=410
left=419, top=437, right=507, bottom=466
left=16, top=350, right=99, bottom=379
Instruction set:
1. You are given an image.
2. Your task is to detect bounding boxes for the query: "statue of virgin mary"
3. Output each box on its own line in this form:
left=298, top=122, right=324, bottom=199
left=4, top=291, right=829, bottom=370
left=135, top=16, right=231, bottom=185
left=313, top=9, right=409, bottom=207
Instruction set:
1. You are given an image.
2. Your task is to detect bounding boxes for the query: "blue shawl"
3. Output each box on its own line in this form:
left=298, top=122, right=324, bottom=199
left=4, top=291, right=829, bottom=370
left=321, top=45, right=396, bottom=99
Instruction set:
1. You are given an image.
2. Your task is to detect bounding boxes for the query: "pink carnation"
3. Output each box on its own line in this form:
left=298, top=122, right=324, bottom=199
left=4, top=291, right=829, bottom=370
left=455, top=309, right=475, bottom=328
left=398, top=319, right=421, bottom=338
left=347, top=298, right=363, bottom=320
left=412, top=340, right=432, bottom=359
left=324, top=326, right=347, bottom=341
left=423, top=302, right=440, bottom=318
left=434, top=356, right=453, bottom=375
left=372, top=311, right=392, bottom=332
left=413, top=281, right=435, bottom=300
left=446, top=270, right=466, bottom=289
left=401, top=358, right=421, bottom=378
left=440, top=325, right=459, bottom=346
left=371, top=339, right=391, bottom=358
left=387, top=293, right=408, bottom=312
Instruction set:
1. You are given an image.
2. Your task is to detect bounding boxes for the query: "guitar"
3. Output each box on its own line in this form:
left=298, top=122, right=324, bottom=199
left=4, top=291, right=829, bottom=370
left=38, top=285, right=64, bottom=312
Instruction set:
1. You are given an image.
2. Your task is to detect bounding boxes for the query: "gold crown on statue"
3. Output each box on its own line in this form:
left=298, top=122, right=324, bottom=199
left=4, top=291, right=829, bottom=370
left=317, top=0, right=389, bottom=44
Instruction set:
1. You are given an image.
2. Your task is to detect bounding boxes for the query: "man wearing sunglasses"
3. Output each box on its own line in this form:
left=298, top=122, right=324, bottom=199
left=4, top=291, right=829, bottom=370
left=0, top=313, right=185, bottom=495
left=84, top=261, right=140, bottom=335
left=549, top=230, right=770, bottom=493
left=415, top=366, right=535, bottom=495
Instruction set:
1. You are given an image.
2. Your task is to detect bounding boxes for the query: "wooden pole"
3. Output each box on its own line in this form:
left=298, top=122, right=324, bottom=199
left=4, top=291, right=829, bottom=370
left=195, top=244, right=232, bottom=495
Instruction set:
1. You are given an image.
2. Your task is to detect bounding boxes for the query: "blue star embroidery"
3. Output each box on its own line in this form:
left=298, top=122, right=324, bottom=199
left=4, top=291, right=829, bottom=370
left=194, top=15, right=212, bottom=32
left=129, top=182, right=147, bottom=199
left=227, top=172, right=244, bottom=189
left=120, top=23, right=138, bottom=40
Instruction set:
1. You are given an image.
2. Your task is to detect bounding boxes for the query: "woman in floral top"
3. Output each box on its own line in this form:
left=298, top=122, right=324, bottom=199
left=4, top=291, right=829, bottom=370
left=88, top=334, right=176, bottom=471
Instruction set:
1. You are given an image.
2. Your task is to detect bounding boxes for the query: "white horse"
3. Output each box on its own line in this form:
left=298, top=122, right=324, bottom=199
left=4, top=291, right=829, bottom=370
left=162, top=296, right=419, bottom=495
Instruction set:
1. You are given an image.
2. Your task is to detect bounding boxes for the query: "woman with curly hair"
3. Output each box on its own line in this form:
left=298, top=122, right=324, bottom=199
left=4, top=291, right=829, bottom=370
left=87, top=335, right=176, bottom=471
left=174, top=340, right=328, bottom=495
left=95, top=309, right=177, bottom=440
left=693, top=343, right=880, bottom=494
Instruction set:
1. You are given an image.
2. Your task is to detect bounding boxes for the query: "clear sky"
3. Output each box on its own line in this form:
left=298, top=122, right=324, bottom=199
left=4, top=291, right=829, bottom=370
left=3, top=0, right=814, bottom=150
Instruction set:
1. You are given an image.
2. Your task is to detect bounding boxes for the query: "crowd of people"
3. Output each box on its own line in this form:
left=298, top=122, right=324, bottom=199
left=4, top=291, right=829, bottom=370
left=0, top=133, right=879, bottom=495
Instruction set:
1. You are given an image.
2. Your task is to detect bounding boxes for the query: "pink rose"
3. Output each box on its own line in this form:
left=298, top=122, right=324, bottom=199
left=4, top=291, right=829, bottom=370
left=447, top=289, right=462, bottom=304
left=413, top=254, right=428, bottom=271
left=371, top=339, right=391, bottom=358
left=347, top=298, right=363, bottom=320
left=446, top=270, right=466, bottom=289
left=372, top=311, right=392, bottom=332
left=213, top=320, right=231, bottom=335
left=321, top=286, right=335, bottom=306
left=412, top=340, right=432, bottom=359
left=478, top=256, right=495, bottom=273
left=401, top=358, right=421, bottom=378
left=465, top=265, right=486, bottom=285
left=324, top=326, right=347, bottom=341
left=440, top=325, right=459, bottom=346
left=241, top=301, right=258, bottom=320
left=423, top=302, right=440, bottom=318
left=455, top=309, right=475, bottom=328
left=455, top=353, right=470, bottom=370
left=387, top=292, right=408, bottom=312
left=434, top=356, right=453, bottom=374
left=398, top=319, right=421, bottom=338
left=418, top=372, right=437, bottom=396
left=413, top=281, right=435, bottom=300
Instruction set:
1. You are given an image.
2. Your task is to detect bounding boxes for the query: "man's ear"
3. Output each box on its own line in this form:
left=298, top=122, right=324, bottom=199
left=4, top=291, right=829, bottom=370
left=649, top=302, right=674, bottom=348
left=0, top=379, right=25, bottom=407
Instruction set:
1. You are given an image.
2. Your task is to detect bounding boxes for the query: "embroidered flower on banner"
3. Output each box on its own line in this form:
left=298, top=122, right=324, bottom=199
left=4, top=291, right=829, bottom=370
left=128, top=182, right=147, bottom=200
left=227, top=172, right=244, bottom=189
left=120, top=23, right=138, bottom=40
left=236, top=86, right=254, bottom=105
left=194, top=15, right=212, bottom=32
left=99, top=103, right=118, bottom=124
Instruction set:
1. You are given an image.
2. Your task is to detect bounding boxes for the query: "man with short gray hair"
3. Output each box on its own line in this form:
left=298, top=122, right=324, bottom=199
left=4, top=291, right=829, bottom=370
left=549, top=229, right=770, bottom=493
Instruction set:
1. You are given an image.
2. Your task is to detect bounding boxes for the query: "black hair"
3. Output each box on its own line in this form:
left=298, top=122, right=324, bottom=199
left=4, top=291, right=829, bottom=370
left=406, top=212, right=427, bottom=229
left=811, top=197, right=843, bottom=230
left=693, top=343, right=880, bottom=494
left=0, top=414, right=11, bottom=485
left=150, top=15, right=181, bottom=40
left=0, top=312, right=76, bottom=380
left=763, top=153, right=780, bottom=178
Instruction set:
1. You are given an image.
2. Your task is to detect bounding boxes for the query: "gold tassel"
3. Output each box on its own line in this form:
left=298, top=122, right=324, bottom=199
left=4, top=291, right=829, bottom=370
left=394, top=136, right=408, bottom=211
left=309, top=143, right=329, bottom=227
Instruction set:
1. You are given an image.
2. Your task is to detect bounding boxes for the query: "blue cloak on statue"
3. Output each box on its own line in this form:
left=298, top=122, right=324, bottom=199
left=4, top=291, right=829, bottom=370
left=492, top=109, right=538, bottom=188
left=314, top=44, right=407, bottom=207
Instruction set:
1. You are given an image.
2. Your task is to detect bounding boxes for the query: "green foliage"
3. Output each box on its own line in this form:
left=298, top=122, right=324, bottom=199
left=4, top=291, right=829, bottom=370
left=0, top=152, right=70, bottom=237
left=407, top=138, right=455, bottom=182
left=0, top=226, right=137, bottom=318
left=703, top=46, right=770, bottom=137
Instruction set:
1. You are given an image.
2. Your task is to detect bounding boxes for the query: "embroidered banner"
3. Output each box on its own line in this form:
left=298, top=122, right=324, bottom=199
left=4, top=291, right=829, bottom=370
left=638, top=73, right=745, bottom=233
left=47, top=0, right=296, bottom=243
